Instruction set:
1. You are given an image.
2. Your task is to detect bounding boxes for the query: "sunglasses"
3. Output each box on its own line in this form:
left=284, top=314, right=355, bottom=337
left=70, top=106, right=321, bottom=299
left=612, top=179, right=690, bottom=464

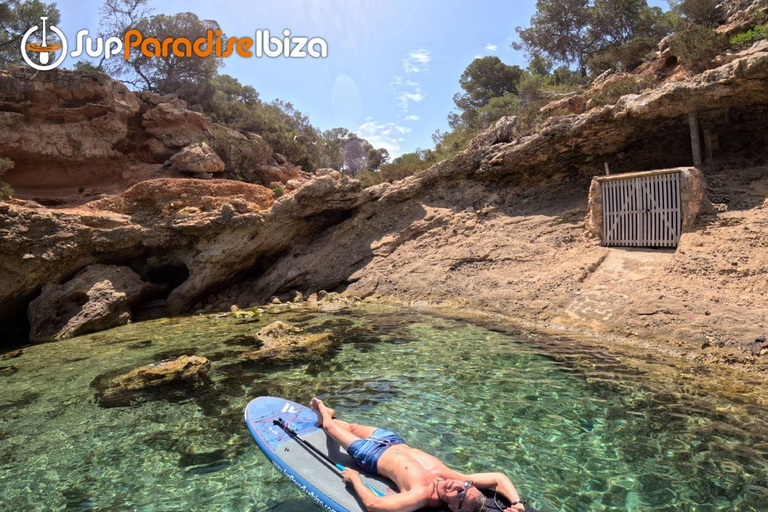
left=456, top=480, right=473, bottom=511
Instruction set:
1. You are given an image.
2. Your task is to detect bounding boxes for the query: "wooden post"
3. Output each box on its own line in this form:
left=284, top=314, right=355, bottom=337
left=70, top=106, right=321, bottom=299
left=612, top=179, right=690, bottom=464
left=688, top=111, right=703, bottom=168
left=604, top=162, right=611, bottom=176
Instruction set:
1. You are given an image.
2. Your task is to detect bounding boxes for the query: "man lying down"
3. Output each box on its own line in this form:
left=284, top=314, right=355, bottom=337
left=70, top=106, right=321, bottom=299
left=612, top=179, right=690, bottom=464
left=310, top=397, right=534, bottom=512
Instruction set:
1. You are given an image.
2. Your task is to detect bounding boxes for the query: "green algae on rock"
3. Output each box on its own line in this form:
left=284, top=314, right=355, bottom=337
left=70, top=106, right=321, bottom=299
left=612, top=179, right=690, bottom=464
left=92, top=355, right=211, bottom=407
left=241, top=320, right=338, bottom=365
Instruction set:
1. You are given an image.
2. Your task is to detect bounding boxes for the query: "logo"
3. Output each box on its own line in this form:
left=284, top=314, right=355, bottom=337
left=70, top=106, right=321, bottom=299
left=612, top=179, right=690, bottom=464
left=20, top=16, right=327, bottom=71
left=21, top=17, right=67, bottom=70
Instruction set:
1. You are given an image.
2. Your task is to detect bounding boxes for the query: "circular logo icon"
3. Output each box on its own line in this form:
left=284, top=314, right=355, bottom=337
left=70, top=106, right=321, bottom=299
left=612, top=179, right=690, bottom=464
left=21, top=18, right=67, bottom=71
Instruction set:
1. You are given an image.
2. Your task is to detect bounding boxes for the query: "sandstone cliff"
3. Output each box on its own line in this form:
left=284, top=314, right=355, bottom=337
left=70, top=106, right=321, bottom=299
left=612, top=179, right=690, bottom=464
left=0, top=67, right=306, bottom=206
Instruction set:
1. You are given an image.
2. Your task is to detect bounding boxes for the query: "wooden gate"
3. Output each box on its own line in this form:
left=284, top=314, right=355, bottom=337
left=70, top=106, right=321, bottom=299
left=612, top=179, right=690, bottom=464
left=601, top=172, right=682, bottom=247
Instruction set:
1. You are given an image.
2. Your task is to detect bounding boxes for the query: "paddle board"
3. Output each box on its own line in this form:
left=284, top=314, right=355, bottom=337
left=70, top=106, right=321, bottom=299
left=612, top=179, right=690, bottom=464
left=245, top=396, right=520, bottom=512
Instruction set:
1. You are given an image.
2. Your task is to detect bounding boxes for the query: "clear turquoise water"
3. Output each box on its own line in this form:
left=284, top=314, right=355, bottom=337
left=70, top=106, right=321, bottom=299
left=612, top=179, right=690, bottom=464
left=1, top=306, right=767, bottom=512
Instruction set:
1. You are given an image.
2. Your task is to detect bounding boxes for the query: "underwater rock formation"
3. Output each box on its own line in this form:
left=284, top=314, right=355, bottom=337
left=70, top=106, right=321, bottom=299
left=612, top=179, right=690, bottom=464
left=241, top=321, right=338, bottom=365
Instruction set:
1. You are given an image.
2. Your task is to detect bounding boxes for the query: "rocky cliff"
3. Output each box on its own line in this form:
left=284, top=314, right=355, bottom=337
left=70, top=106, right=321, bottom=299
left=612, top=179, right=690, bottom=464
left=0, top=67, right=306, bottom=206
left=1, top=31, right=767, bottom=371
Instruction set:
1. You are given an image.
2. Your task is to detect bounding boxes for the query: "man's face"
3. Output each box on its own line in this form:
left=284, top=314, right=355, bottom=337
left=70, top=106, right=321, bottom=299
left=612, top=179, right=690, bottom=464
left=440, top=479, right=481, bottom=512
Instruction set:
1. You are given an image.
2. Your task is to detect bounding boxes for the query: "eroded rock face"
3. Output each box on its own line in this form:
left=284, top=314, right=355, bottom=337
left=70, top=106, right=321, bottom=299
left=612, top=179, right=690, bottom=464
left=241, top=321, right=338, bottom=364
left=0, top=67, right=304, bottom=202
left=0, top=67, right=141, bottom=162
left=28, top=264, right=156, bottom=342
left=0, top=174, right=367, bottom=341
left=92, top=355, right=211, bottom=407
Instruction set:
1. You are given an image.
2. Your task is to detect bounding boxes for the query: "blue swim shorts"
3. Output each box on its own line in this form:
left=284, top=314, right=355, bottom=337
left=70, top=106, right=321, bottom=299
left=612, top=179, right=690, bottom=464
left=347, top=428, right=405, bottom=475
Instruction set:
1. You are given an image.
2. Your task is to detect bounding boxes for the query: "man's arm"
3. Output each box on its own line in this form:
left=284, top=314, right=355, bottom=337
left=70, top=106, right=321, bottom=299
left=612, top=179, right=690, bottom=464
left=464, top=472, right=525, bottom=512
left=342, top=469, right=427, bottom=512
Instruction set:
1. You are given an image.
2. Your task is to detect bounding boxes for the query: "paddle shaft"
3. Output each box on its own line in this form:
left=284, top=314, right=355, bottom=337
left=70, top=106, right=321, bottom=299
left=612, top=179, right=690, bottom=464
left=273, top=418, right=385, bottom=497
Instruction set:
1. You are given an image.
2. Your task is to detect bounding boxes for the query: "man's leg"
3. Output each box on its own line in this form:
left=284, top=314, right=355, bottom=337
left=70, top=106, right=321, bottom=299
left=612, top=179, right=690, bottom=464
left=310, top=398, right=378, bottom=450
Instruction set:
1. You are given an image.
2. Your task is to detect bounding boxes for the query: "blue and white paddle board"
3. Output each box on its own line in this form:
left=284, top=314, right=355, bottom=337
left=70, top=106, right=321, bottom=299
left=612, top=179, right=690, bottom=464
left=245, top=397, right=521, bottom=512
left=245, top=396, right=397, bottom=512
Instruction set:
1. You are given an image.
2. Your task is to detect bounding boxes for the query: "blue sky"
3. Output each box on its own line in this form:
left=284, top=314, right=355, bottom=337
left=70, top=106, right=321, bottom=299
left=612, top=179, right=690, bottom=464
left=53, top=0, right=669, bottom=157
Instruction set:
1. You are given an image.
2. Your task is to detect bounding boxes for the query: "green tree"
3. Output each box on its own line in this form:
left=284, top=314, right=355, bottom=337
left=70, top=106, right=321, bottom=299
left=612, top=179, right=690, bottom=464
left=514, top=0, right=671, bottom=75
left=0, top=0, right=61, bottom=66
left=115, top=12, right=221, bottom=106
left=669, top=0, right=720, bottom=27
left=452, top=56, right=524, bottom=129
left=366, top=147, right=389, bottom=171
left=514, top=0, right=593, bottom=74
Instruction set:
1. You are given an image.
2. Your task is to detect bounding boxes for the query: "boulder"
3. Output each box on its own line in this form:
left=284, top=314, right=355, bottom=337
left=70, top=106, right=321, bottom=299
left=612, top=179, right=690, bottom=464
left=113, top=355, right=211, bottom=390
left=167, top=142, right=225, bottom=174
left=256, top=320, right=303, bottom=340
left=469, top=116, right=519, bottom=149
left=27, top=264, right=156, bottom=341
left=92, top=355, right=211, bottom=407
left=316, top=168, right=343, bottom=179
left=540, top=94, right=588, bottom=115
left=242, top=320, right=338, bottom=364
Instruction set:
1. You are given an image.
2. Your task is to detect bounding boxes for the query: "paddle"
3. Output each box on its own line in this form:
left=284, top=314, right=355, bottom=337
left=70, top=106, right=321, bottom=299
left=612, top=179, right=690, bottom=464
left=273, top=418, right=386, bottom=497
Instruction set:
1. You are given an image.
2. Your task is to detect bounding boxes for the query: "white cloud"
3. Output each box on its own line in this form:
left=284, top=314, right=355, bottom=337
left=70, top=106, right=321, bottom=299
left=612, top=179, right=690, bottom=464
left=357, top=120, right=412, bottom=157
left=404, top=115, right=420, bottom=121
left=403, top=49, right=431, bottom=73
left=485, top=44, right=498, bottom=52
left=398, top=89, right=424, bottom=110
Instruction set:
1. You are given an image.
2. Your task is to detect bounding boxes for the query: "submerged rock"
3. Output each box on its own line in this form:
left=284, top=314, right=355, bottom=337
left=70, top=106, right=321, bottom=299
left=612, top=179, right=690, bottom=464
left=92, top=355, right=211, bottom=407
left=114, top=355, right=211, bottom=390
left=242, top=321, right=338, bottom=365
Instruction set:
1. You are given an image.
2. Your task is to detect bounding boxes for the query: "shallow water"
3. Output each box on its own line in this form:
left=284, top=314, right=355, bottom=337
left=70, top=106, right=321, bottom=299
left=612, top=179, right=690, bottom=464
left=1, top=306, right=767, bottom=512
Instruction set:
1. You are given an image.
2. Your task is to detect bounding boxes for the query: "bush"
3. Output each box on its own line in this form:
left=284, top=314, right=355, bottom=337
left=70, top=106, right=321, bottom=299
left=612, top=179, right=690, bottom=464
left=590, top=75, right=657, bottom=106
left=272, top=186, right=283, bottom=197
left=0, top=157, right=14, bottom=199
left=668, top=24, right=728, bottom=73
left=355, top=170, right=383, bottom=189
left=731, top=24, right=768, bottom=49
left=590, top=38, right=659, bottom=74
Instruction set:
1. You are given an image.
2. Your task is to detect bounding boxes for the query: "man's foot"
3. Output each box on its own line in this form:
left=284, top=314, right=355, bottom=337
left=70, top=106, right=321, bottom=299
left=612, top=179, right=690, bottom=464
left=310, top=397, right=335, bottom=426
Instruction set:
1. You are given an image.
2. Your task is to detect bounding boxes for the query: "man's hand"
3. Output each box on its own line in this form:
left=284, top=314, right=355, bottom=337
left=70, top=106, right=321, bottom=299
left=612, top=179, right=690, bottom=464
left=341, top=467, right=361, bottom=485
left=505, top=504, right=525, bottom=512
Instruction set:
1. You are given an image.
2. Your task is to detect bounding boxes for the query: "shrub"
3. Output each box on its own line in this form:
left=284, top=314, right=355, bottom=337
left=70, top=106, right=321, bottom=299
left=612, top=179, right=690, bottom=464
left=731, top=24, right=768, bottom=49
left=355, top=170, right=383, bottom=189
left=379, top=161, right=427, bottom=183
left=0, top=157, right=14, bottom=200
left=668, top=24, right=728, bottom=73
left=272, top=186, right=283, bottom=197
left=589, top=75, right=657, bottom=106
left=588, top=39, right=658, bottom=75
